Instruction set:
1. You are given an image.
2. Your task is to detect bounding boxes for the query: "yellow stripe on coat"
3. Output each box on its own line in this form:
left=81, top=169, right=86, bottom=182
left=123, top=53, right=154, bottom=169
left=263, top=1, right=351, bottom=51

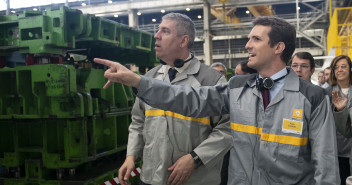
left=145, top=110, right=210, bottom=125
left=231, top=122, right=308, bottom=146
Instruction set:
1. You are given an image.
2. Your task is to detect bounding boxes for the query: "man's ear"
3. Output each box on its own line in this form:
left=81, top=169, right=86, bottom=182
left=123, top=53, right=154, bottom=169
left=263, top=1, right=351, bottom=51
left=274, top=42, right=285, bottom=55
left=180, top=35, right=189, bottom=48
left=311, top=67, right=315, bottom=74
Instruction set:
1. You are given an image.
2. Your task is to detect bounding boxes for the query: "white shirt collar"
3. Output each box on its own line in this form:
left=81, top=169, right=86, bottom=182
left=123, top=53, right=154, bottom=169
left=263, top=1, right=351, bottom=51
left=258, top=67, right=287, bottom=81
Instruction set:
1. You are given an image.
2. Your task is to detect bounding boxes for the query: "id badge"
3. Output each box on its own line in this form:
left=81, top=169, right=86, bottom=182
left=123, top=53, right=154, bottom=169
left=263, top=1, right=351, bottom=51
left=282, top=119, right=303, bottom=135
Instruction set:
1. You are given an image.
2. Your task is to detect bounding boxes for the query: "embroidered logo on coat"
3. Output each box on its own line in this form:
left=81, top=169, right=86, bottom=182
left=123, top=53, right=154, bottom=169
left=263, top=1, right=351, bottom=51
left=292, top=109, right=303, bottom=119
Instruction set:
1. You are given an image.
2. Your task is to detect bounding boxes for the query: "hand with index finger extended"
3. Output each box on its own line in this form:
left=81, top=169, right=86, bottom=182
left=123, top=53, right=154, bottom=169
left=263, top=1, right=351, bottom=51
left=93, top=58, right=141, bottom=89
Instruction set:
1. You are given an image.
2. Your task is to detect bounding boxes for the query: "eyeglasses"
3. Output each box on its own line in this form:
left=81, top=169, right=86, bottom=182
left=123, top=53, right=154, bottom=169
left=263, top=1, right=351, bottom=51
left=291, top=64, right=310, bottom=69
left=334, top=65, right=348, bottom=70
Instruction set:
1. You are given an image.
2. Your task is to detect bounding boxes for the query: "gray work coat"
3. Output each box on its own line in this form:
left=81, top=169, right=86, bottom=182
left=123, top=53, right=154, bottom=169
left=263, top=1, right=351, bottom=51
left=136, top=68, right=340, bottom=185
left=331, top=85, right=352, bottom=173
left=127, top=57, right=232, bottom=185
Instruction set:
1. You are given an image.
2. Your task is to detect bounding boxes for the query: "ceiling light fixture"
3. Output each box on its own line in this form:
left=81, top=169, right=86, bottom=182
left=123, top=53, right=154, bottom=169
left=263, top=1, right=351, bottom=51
left=246, top=10, right=250, bottom=14
left=114, top=14, right=118, bottom=17
left=108, top=0, right=112, bottom=3
left=81, top=3, right=86, bottom=6
left=197, top=15, right=202, bottom=19
left=186, top=8, right=190, bottom=11
left=137, top=12, right=141, bottom=16
left=152, top=19, right=156, bottom=22
left=161, top=9, right=165, bottom=13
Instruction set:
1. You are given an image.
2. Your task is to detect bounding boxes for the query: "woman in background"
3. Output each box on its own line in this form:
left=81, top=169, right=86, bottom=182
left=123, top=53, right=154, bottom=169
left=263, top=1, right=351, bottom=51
left=329, top=55, right=352, bottom=185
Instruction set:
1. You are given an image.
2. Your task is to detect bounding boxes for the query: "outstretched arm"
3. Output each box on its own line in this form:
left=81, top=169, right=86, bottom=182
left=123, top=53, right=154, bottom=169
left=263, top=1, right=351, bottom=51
left=94, top=58, right=141, bottom=89
left=95, top=58, right=230, bottom=118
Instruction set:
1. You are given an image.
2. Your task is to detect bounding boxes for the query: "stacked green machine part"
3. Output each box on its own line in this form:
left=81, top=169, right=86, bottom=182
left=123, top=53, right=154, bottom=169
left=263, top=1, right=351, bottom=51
left=0, top=6, right=157, bottom=185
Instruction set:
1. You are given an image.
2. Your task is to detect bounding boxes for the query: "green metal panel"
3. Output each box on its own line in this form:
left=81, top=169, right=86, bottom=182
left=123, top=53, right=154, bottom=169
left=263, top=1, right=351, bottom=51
left=0, top=15, right=20, bottom=55
left=0, top=119, right=88, bottom=168
left=91, top=17, right=117, bottom=45
left=19, top=7, right=84, bottom=54
left=88, top=115, right=118, bottom=157
left=0, top=6, right=155, bottom=185
left=136, top=32, right=153, bottom=51
left=0, top=64, right=136, bottom=118
left=0, top=64, right=84, bottom=119
left=0, top=120, right=18, bottom=166
left=0, top=115, right=131, bottom=167
left=43, top=118, right=89, bottom=168
left=0, top=11, right=42, bottom=56
left=116, top=114, right=131, bottom=147
left=0, top=115, right=135, bottom=184
left=76, top=68, right=134, bottom=115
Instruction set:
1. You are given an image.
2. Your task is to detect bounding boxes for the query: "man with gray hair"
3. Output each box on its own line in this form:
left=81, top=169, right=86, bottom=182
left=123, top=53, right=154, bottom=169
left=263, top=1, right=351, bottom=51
left=211, top=62, right=227, bottom=77
left=117, top=13, right=231, bottom=185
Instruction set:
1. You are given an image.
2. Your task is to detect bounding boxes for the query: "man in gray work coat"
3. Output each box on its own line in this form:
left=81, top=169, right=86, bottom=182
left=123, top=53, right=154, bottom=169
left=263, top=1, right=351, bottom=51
left=114, top=13, right=231, bottom=185
left=95, top=16, right=340, bottom=185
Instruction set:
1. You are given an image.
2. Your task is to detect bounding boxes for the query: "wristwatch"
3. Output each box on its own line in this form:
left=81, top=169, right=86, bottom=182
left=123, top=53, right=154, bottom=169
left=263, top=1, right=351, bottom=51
left=190, top=151, right=202, bottom=167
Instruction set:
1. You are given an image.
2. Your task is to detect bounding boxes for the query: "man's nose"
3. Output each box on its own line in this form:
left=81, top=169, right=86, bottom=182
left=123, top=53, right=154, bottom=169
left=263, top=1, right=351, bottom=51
left=154, top=31, right=160, bottom=39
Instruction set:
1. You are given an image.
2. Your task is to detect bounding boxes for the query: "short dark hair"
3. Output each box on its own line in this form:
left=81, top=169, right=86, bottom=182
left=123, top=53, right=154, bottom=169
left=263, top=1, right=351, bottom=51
left=240, top=60, right=257, bottom=74
left=289, top=52, right=315, bottom=69
left=329, top=55, right=352, bottom=86
left=252, top=16, right=296, bottom=65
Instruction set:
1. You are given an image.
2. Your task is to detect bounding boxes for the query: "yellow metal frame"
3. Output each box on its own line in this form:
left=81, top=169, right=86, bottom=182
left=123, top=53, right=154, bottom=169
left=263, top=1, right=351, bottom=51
left=327, top=7, right=352, bottom=57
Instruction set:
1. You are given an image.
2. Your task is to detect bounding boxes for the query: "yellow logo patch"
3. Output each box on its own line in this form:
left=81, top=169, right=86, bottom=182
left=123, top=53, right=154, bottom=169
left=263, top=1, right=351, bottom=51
left=292, top=109, right=303, bottom=119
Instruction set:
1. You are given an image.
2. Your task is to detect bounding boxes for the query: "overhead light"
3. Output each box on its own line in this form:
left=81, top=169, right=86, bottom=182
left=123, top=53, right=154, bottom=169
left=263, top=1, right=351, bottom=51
left=11, top=10, right=16, bottom=13
left=108, top=0, right=112, bottom=3
left=137, top=12, right=141, bottom=16
left=197, top=15, right=202, bottom=19
left=114, top=14, right=119, bottom=17
left=33, top=8, right=38, bottom=11
left=186, top=8, right=190, bottom=11
left=161, top=9, right=165, bottom=13
left=297, top=6, right=300, bottom=10
left=246, top=10, right=250, bottom=14
left=81, top=3, right=86, bottom=6
left=152, top=19, right=156, bottom=22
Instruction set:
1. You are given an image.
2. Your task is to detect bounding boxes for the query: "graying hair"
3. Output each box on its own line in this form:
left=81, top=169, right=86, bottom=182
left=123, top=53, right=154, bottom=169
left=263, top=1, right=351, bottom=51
left=162, top=13, right=195, bottom=49
left=210, top=62, right=227, bottom=71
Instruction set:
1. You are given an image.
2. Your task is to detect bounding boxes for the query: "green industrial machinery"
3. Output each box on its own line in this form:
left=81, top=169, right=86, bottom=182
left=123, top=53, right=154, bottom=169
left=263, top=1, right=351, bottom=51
left=0, top=6, right=156, bottom=185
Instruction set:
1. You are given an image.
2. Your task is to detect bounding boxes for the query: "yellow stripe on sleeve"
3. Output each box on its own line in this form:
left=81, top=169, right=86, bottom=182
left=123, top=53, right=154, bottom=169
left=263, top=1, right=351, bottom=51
left=145, top=110, right=211, bottom=125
